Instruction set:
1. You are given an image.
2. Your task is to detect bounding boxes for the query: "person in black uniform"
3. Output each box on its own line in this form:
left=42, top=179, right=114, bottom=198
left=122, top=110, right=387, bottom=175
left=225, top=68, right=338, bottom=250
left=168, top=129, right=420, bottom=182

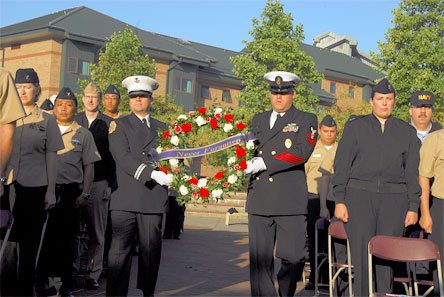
left=409, top=90, right=441, bottom=143
left=74, top=82, right=116, bottom=289
left=332, top=78, right=421, bottom=296
left=106, top=75, right=172, bottom=297
left=245, top=71, right=318, bottom=297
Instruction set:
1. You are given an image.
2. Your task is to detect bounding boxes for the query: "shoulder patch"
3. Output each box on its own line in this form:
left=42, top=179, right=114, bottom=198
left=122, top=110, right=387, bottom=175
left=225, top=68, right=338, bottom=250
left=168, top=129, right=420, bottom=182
left=109, top=121, right=117, bottom=134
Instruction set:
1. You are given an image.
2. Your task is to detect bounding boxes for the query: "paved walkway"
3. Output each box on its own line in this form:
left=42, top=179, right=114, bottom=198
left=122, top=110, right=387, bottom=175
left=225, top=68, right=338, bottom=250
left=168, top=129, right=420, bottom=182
left=72, top=215, right=312, bottom=296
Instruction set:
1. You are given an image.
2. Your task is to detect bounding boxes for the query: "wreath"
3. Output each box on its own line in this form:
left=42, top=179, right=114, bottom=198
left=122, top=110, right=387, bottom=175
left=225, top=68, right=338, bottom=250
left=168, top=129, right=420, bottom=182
left=155, top=107, right=255, bottom=204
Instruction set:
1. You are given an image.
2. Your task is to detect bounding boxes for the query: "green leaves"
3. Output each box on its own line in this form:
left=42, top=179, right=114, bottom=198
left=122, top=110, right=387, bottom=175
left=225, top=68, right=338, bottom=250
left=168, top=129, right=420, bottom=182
left=231, top=0, right=321, bottom=113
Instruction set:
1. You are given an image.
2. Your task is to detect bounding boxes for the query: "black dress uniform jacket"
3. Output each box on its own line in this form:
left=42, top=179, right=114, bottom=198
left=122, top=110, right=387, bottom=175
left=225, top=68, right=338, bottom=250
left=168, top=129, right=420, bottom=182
left=246, top=105, right=318, bottom=215
left=108, top=113, right=168, bottom=213
left=75, top=112, right=116, bottom=186
left=332, top=114, right=421, bottom=211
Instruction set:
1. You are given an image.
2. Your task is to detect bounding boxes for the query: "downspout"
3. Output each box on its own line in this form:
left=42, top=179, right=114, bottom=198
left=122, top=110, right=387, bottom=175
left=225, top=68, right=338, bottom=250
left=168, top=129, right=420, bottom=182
left=165, top=57, right=183, bottom=98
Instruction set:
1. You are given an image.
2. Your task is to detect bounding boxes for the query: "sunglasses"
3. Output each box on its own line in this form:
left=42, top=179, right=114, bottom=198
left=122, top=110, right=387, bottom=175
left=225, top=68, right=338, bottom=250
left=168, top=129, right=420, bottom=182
left=270, top=89, right=293, bottom=95
left=129, top=93, right=151, bottom=99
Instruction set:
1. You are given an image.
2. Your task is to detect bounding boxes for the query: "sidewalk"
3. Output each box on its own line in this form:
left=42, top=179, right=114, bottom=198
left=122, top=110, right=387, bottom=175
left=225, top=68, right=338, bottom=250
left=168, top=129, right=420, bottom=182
left=74, top=215, right=311, bottom=296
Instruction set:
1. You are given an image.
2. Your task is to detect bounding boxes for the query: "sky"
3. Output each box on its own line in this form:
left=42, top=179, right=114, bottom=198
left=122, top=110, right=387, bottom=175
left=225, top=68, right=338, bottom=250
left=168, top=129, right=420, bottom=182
left=0, top=0, right=399, bottom=54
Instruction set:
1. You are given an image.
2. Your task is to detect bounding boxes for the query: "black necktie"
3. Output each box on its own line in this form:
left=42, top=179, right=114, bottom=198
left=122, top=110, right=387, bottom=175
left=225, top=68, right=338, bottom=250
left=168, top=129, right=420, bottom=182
left=272, top=114, right=283, bottom=129
left=141, top=118, right=150, bottom=130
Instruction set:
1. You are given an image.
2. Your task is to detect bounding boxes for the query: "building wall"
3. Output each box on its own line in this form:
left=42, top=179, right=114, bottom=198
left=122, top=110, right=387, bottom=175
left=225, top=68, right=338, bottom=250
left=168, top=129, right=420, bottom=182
left=321, top=78, right=363, bottom=109
left=3, top=39, right=63, bottom=104
left=153, top=59, right=169, bottom=97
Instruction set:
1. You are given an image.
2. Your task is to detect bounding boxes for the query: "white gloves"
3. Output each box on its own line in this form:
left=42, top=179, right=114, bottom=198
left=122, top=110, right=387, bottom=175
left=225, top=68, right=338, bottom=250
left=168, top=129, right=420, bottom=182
left=245, top=157, right=267, bottom=175
left=151, top=170, right=173, bottom=186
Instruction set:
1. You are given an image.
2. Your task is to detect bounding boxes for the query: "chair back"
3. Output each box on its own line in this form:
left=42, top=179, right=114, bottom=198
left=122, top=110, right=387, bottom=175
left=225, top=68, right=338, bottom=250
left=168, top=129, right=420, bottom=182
left=328, top=220, right=348, bottom=240
left=315, top=217, right=328, bottom=231
left=368, top=235, right=440, bottom=262
left=0, top=210, right=13, bottom=229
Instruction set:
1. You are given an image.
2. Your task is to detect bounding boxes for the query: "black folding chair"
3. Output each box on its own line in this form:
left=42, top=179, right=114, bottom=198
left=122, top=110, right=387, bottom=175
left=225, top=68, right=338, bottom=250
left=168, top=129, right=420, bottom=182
left=0, top=209, right=14, bottom=262
left=314, top=218, right=329, bottom=295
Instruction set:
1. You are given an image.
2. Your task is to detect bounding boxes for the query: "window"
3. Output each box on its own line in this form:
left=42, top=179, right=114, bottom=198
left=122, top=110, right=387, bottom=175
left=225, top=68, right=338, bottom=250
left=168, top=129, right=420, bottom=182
left=174, top=78, right=193, bottom=94
left=79, top=60, right=91, bottom=75
left=329, top=82, right=336, bottom=94
left=348, top=86, right=355, bottom=98
left=67, top=57, right=78, bottom=73
left=201, top=86, right=211, bottom=99
left=222, top=90, right=232, bottom=103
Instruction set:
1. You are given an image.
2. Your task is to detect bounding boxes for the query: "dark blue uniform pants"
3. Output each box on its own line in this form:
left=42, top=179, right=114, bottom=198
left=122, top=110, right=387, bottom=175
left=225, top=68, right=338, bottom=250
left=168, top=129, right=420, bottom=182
left=106, top=211, right=162, bottom=297
left=248, top=214, right=306, bottom=297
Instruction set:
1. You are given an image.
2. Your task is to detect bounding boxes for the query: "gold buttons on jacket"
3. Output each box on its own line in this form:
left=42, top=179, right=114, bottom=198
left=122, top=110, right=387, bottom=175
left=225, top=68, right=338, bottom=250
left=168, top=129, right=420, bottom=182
left=259, top=151, right=263, bottom=155
left=256, top=177, right=260, bottom=181
left=268, top=177, right=273, bottom=182
left=271, top=151, right=276, bottom=155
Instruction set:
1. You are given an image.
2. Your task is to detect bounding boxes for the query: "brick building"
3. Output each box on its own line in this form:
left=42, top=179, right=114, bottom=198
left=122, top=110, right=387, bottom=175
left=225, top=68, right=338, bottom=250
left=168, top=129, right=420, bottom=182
left=0, top=6, right=381, bottom=110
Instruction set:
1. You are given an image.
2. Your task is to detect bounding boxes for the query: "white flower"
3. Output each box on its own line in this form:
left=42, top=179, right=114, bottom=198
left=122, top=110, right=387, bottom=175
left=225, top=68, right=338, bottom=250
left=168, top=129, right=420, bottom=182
left=170, top=135, right=179, bottom=146
left=167, top=173, right=174, bottom=182
left=197, top=178, right=208, bottom=188
left=214, top=108, right=223, bottom=116
left=223, top=123, right=233, bottom=132
left=227, top=174, right=238, bottom=184
left=179, top=185, right=189, bottom=196
left=195, top=116, right=207, bottom=127
left=169, top=158, right=179, bottom=168
left=182, top=174, right=190, bottom=181
left=177, top=114, right=187, bottom=120
left=211, top=189, right=223, bottom=199
left=156, top=146, right=163, bottom=154
left=236, top=170, right=243, bottom=177
left=246, top=140, right=255, bottom=150
left=227, top=156, right=237, bottom=165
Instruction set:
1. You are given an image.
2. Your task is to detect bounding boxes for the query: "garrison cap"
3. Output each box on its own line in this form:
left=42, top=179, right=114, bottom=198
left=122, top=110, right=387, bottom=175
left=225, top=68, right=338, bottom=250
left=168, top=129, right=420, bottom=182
left=105, top=84, right=120, bottom=97
left=84, top=82, right=101, bottom=95
left=15, top=68, right=39, bottom=84
left=371, top=78, right=396, bottom=98
left=122, top=75, right=159, bottom=97
left=56, top=87, right=77, bottom=106
left=40, top=98, right=54, bottom=111
left=320, top=115, right=337, bottom=127
left=409, top=91, right=435, bottom=107
left=264, top=71, right=300, bottom=93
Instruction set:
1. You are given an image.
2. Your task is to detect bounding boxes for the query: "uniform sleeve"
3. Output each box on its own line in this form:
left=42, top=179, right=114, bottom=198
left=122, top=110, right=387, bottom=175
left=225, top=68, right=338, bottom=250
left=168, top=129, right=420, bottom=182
left=405, top=128, right=421, bottom=212
left=82, top=130, right=101, bottom=165
left=262, top=113, right=318, bottom=175
left=332, top=121, right=358, bottom=203
left=45, top=115, right=64, bottom=152
left=108, top=120, right=154, bottom=185
left=419, top=133, right=437, bottom=178
left=0, top=70, right=26, bottom=124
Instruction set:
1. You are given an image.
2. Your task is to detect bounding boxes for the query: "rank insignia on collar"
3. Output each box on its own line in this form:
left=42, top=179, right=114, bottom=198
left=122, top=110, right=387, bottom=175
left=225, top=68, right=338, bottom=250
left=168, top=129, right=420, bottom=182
left=283, top=123, right=299, bottom=133
left=109, top=121, right=117, bottom=134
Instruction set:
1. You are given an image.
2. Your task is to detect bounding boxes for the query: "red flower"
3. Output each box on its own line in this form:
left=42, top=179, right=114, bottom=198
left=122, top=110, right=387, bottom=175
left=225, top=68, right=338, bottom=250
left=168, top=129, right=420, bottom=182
left=224, top=114, right=234, bottom=123
left=171, top=120, right=178, bottom=126
left=210, top=119, right=218, bottom=130
left=206, top=117, right=211, bottom=122
left=223, top=182, right=229, bottom=188
left=163, top=130, right=170, bottom=139
left=214, top=171, right=225, bottom=179
left=200, top=188, right=209, bottom=198
left=180, top=123, right=192, bottom=133
left=173, top=168, right=180, bottom=174
left=234, top=164, right=241, bottom=170
left=174, top=126, right=182, bottom=133
left=159, top=165, right=170, bottom=174
left=198, top=107, right=207, bottom=115
left=240, top=160, right=247, bottom=170
left=188, top=177, right=198, bottom=186
left=192, top=192, right=198, bottom=197
left=215, top=113, right=222, bottom=119
left=188, top=111, right=195, bottom=116
left=236, top=146, right=246, bottom=158
left=236, top=122, right=247, bottom=131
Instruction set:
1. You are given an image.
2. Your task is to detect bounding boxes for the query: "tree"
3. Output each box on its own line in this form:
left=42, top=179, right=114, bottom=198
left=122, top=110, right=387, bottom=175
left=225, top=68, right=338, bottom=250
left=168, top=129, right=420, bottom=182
left=230, top=0, right=322, bottom=113
left=79, top=26, right=157, bottom=113
left=372, top=0, right=444, bottom=121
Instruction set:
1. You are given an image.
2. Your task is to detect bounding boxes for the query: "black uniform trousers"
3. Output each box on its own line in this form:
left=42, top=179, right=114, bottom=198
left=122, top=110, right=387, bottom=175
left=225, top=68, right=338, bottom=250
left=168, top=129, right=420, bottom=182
left=106, top=211, right=163, bottom=297
left=306, top=195, right=335, bottom=284
left=163, top=196, right=185, bottom=239
left=248, top=214, right=306, bottom=297
left=430, top=197, right=443, bottom=296
left=345, top=188, right=408, bottom=296
left=12, top=182, right=47, bottom=296
left=36, top=183, right=80, bottom=290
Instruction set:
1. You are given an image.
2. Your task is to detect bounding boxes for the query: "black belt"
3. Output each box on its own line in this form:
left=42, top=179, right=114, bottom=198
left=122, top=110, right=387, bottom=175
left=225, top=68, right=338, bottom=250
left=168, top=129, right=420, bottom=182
left=347, top=179, right=407, bottom=193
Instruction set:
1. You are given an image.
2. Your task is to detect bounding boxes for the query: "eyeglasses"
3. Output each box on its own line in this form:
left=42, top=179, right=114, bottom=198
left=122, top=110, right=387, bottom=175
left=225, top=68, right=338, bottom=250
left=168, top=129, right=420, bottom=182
left=270, top=89, right=293, bottom=95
